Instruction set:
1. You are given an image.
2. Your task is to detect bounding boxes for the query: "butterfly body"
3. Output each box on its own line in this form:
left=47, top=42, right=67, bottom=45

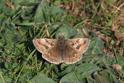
left=57, top=36, right=67, bottom=60
left=33, top=36, right=89, bottom=64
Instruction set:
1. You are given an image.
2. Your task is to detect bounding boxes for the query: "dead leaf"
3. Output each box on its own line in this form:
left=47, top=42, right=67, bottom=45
left=112, top=64, right=122, bottom=73
left=114, top=31, right=124, bottom=41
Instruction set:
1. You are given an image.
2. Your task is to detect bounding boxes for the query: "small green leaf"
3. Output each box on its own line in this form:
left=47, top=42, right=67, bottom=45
left=55, top=24, right=77, bottom=39
left=86, top=37, right=104, bottom=55
left=60, top=72, right=82, bottom=83
left=93, top=70, right=120, bottom=83
left=60, top=63, right=99, bottom=83
left=76, top=63, right=99, bottom=77
left=30, top=73, right=55, bottom=83
left=34, top=0, right=48, bottom=22
left=34, top=0, right=64, bottom=23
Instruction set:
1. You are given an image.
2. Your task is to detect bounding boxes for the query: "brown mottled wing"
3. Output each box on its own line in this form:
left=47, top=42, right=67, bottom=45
left=33, top=38, right=62, bottom=64
left=63, top=38, right=90, bottom=64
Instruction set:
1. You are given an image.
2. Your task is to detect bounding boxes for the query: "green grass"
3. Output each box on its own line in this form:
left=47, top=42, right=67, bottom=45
left=0, top=0, right=124, bottom=83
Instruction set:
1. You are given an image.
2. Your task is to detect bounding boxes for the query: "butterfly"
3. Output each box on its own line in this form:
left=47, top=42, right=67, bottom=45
left=33, top=36, right=90, bottom=64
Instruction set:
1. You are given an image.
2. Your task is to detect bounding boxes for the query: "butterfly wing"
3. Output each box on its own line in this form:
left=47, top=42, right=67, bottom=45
left=33, top=38, right=62, bottom=64
left=63, top=38, right=89, bottom=64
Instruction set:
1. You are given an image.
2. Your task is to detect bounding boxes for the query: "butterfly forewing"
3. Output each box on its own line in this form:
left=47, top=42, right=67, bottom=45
left=63, top=38, right=89, bottom=64
left=33, top=38, right=62, bottom=64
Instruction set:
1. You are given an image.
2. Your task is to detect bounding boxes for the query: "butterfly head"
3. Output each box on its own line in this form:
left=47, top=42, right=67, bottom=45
left=56, top=32, right=66, bottom=40
left=58, top=34, right=66, bottom=41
